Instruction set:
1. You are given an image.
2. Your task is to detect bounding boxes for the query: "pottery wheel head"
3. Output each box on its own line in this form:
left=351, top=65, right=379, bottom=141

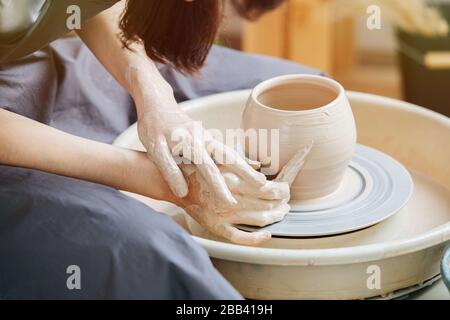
left=238, top=145, right=413, bottom=238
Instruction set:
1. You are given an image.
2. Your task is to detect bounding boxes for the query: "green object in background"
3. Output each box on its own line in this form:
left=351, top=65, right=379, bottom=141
left=396, top=4, right=450, bottom=117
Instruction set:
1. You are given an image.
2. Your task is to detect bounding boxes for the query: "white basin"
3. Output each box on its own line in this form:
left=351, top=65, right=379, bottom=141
left=114, top=90, right=450, bottom=300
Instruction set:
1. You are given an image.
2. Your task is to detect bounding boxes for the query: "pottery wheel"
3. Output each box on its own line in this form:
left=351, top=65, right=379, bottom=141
left=239, top=145, right=414, bottom=237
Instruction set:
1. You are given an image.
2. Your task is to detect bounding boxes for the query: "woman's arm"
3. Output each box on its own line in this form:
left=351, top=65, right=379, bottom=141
left=0, top=108, right=181, bottom=206
left=76, top=1, right=197, bottom=200
left=75, top=0, right=167, bottom=117
left=77, top=0, right=267, bottom=208
left=76, top=0, right=252, bottom=205
left=0, top=108, right=299, bottom=245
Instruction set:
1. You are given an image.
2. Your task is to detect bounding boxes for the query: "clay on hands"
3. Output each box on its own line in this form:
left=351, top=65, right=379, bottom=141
left=129, top=65, right=266, bottom=207
left=138, top=110, right=267, bottom=207
left=180, top=144, right=313, bottom=246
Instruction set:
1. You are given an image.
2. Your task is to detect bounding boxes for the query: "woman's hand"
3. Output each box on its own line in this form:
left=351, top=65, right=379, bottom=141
left=133, top=70, right=266, bottom=210
left=178, top=145, right=312, bottom=246
left=77, top=1, right=266, bottom=211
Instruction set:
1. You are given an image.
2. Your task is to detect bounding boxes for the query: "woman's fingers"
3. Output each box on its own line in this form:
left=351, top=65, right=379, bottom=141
left=254, top=181, right=290, bottom=200
left=232, top=194, right=284, bottom=211
left=222, top=171, right=290, bottom=201
left=275, top=141, right=314, bottom=186
left=185, top=206, right=271, bottom=246
left=217, top=224, right=271, bottom=246
left=245, top=157, right=261, bottom=170
left=188, top=139, right=237, bottom=207
left=151, top=137, right=189, bottom=198
left=209, top=140, right=266, bottom=187
left=229, top=203, right=290, bottom=227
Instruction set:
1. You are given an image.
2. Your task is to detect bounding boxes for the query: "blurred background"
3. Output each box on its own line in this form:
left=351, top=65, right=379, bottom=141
left=218, top=0, right=450, bottom=116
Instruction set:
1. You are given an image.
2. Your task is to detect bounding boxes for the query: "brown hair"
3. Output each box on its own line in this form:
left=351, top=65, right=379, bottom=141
left=120, top=0, right=286, bottom=73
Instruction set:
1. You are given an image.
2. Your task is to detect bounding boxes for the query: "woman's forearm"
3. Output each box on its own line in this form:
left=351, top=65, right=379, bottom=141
left=76, top=0, right=174, bottom=117
left=0, top=109, right=180, bottom=205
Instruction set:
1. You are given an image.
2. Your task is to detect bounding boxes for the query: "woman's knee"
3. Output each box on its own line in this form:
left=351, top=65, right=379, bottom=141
left=0, top=168, right=240, bottom=299
left=106, top=207, right=241, bottom=299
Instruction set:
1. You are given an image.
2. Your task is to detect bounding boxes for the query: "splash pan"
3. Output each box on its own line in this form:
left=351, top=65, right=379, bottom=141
left=115, top=90, right=450, bottom=300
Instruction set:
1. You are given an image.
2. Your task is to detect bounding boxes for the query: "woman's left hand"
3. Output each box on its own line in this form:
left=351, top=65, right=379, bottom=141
left=135, top=81, right=267, bottom=211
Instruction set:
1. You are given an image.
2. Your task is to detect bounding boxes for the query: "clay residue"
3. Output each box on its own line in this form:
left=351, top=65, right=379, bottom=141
left=180, top=147, right=313, bottom=245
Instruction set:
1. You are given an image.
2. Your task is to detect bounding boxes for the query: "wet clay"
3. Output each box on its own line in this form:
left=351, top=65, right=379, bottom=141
left=180, top=147, right=312, bottom=245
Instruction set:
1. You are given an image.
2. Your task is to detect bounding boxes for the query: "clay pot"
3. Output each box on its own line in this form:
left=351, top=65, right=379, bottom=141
left=242, top=75, right=357, bottom=200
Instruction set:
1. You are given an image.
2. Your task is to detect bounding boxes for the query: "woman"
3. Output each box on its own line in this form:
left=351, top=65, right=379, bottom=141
left=0, top=0, right=321, bottom=299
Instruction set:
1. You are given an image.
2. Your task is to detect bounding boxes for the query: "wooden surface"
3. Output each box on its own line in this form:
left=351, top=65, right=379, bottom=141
left=242, top=0, right=402, bottom=99
left=242, top=3, right=288, bottom=58
left=242, top=0, right=356, bottom=75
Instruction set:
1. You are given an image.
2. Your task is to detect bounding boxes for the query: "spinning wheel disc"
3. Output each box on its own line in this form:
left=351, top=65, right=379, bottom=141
left=239, top=145, right=414, bottom=237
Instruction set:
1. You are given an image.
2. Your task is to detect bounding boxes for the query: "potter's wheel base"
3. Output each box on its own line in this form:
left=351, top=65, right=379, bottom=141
left=239, top=144, right=414, bottom=238
left=369, top=275, right=442, bottom=300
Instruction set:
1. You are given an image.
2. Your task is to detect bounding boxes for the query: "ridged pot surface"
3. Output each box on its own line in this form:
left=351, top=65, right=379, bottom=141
left=243, top=75, right=357, bottom=200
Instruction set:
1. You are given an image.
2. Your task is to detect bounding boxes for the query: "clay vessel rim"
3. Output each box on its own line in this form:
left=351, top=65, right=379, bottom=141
left=250, top=74, right=345, bottom=115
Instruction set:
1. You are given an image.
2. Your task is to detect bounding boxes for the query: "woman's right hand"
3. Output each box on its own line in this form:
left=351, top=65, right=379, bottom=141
left=130, top=64, right=267, bottom=212
left=137, top=103, right=268, bottom=209
left=178, top=145, right=312, bottom=246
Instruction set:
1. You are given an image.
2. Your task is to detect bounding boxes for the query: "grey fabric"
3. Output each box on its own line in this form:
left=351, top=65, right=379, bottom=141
left=160, top=45, right=325, bottom=102
left=0, top=37, right=135, bottom=143
left=0, top=37, right=322, bottom=300
left=0, top=168, right=240, bottom=299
